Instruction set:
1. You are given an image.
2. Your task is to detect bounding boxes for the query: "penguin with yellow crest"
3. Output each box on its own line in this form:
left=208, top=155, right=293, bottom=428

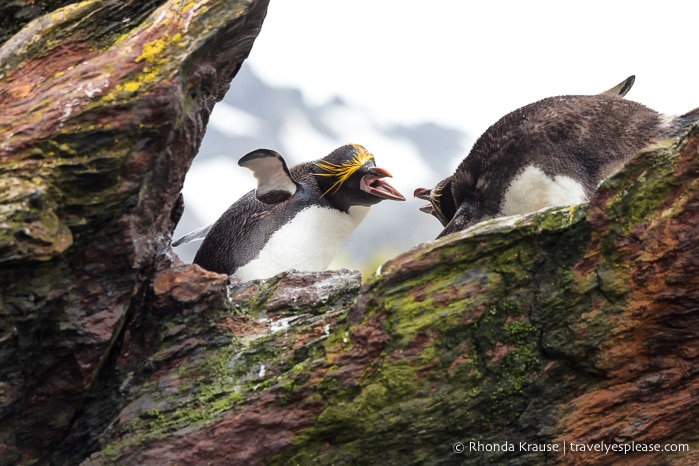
left=173, top=144, right=405, bottom=281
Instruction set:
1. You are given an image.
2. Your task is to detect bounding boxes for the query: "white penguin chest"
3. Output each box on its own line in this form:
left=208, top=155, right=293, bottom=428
left=234, top=205, right=369, bottom=282
left=500, top=165, right=588, bottom=216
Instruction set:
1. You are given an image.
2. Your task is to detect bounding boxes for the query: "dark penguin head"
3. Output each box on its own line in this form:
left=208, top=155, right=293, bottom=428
left=311, top=143, right=405, bottom=210
left=413, top=177, right=455, bottom=227
left=189, top=144, right=405, bottom=280
left=414, top=75, right=687, bottom=238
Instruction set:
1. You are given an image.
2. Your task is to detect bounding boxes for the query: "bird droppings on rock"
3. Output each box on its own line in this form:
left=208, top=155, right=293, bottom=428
left=263, top=269, right=361, bottom=312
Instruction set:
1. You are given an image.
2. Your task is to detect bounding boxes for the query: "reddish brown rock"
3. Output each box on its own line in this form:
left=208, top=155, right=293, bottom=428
left=2, top=1, right=699, bottom=465
left=0, top=1, right=269, bottom=464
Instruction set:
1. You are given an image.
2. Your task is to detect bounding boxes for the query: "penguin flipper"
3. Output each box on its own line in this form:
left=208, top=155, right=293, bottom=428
left=172, top=224, right=212, bottom=246
left=601, top=75, right=635, bottom=97
left=437, top=202, right=475, bottom=238
left=239, top=149, right=299, bottom=205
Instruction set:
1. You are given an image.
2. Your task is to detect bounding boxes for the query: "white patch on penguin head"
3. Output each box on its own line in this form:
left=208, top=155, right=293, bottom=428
left=500, top=165, right=588, bottom=216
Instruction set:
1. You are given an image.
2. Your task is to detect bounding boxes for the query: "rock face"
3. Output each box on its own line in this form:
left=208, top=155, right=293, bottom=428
left=1, top=2, right=699, bottom=466
left=0, top=1, right=269, bottom=464
left=79, top=126, right=699, bottom=466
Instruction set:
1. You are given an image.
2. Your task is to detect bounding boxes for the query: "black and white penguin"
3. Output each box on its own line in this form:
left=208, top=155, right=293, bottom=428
left=415, top=76, right=637, bottom=228
left=415, top=76, right=699, bottom=237
left=173, top=144, right=405, bottom=280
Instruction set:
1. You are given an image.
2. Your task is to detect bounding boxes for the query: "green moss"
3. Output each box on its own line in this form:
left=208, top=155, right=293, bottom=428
left=532, top=203, right=588, bottom=232
left=500, top=344, right=538, bottom=394
left=106, top=333, right=274, bottom=451
left=376, top=361, right=423, bottom=401
left=504, top=320, right=538, bottom=346
left=276, top=360, right=313, bottom=400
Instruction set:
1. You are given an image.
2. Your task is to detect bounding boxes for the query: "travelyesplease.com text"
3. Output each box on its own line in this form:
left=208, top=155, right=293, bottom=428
left=454, top=440, right=689, bottom=455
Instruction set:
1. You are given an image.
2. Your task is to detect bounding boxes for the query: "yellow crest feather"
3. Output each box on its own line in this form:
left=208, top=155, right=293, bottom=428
left=313, top=144, right=374, bottom=197
left=432, top=183, right=444, bottom=215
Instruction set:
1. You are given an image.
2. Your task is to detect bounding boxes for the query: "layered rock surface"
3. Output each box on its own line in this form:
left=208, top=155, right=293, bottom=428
left=0, top=1, right=269, bottom=463
left=1, top=1, right=698, bottom=465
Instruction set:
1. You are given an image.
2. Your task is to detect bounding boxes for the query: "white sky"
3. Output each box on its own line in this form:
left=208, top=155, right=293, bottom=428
left=248, top=0, right=697, bottom=138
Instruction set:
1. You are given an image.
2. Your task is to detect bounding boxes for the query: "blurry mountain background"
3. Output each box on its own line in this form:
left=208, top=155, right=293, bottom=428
left=172, top=63, right=469, bottom=275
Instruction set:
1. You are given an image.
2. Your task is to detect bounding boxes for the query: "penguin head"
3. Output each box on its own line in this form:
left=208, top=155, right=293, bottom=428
left=413, top=176, right=456, bottom=227
left=415, top=176, right=483, bottom=237
left=312, top=144, right=405, bottom=211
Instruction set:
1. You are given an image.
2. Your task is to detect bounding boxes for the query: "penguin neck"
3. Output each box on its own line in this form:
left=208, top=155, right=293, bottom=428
left=346, top=204, right=371, bottom=223
left=233, top=204, right=370, bottom=282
